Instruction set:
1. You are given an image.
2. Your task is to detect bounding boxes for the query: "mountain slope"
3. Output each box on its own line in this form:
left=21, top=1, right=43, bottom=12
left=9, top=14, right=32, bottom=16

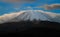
left=8, top=10, right=60, bottom=23
left=10, top=10, right=50, bottom=21
left=0, top=10, right=60, bottom=24
left=0, top=20, right=60, bottom=35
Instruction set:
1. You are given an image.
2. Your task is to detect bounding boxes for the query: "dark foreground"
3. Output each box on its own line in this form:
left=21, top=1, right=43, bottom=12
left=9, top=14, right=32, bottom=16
left=0, top=20, right=60, bottom=36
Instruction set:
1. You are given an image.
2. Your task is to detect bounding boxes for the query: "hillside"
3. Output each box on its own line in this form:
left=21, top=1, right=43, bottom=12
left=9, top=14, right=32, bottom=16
left=0, top=20, right=60, bottom=35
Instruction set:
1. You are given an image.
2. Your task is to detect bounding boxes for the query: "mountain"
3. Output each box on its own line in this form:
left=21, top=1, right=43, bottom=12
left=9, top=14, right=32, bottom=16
left=0, top=10, right=60, bottom=24
left=0, top=10, right=60, bottom=35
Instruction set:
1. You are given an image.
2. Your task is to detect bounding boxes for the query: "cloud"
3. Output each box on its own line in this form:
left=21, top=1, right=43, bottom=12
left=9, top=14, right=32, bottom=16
left=0, top=10, right=60, bottom=24
left=37, top=4, right=60, bottom=10
left=44, top=4, right=60, bottom=10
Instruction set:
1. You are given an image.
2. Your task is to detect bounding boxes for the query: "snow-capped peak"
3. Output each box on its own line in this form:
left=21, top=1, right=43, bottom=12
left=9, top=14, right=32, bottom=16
left=0, top=10, right=60, bottom=24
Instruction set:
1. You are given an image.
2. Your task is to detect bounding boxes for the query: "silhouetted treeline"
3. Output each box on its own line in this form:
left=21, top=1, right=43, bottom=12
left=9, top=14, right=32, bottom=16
left=0, top=20, right=60, bottom=35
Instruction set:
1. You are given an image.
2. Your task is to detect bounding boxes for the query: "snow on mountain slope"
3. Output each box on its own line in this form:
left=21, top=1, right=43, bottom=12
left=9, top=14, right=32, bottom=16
left=10, top=10, right=50, bottom=21
left=0, top=10, right=60, bottom=24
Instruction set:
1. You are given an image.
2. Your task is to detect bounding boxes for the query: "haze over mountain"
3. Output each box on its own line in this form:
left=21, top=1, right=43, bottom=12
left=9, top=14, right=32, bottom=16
left=0, top=10, right=60, bottom=24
